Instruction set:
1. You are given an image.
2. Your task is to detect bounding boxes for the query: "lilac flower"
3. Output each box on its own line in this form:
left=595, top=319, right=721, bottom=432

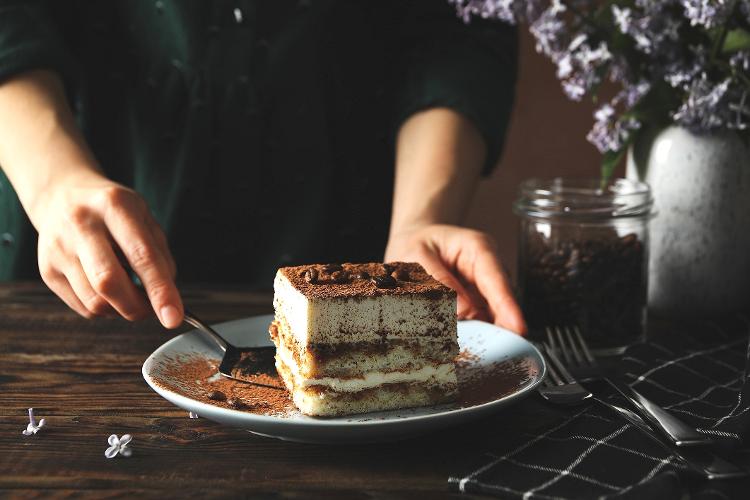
left=22, top=408, right=45, bottom=436
left=620, top=3, right=684, bottom=55
left=664, top=60, right=702, bottom=88
left=673, top=75, right=732, bottom=130
left=529, top=1, right=568, bottom=58
left=450, top=0, right=522, bottom=23
left=556, top=36, right=612, bottom=101
left=611, top=5, right=632, bottom=33
left=617, top=81, right=652, bottom=108
left=587, top=112, right=642, bottom=154
left=680, top=0, right=732, bottom=28
left=105, top=434, right=133, bottom=459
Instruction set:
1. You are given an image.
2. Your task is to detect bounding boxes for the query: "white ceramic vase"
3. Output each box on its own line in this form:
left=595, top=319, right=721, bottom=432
left=626, top=126, right=750, bottom=317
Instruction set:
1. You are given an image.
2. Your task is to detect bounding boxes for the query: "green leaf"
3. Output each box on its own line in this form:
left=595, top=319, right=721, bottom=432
left=722, top=28, right=750, bottom=53
left=600, top=148, right=625, bottom=189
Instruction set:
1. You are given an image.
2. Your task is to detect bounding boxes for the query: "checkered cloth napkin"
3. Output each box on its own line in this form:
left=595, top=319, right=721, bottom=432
left=449, top=315, right=750, bottom=499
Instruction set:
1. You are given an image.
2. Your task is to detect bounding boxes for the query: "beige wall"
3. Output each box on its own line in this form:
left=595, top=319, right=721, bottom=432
left=466, top=31, right=622, bottom=281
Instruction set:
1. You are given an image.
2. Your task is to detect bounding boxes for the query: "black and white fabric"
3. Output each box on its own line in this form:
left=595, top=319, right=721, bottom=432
left=449, top=315, right=750, bottom=499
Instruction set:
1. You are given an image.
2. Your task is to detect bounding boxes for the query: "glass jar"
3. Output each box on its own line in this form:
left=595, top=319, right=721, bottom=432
left=513, top=178, right=653, bottom=354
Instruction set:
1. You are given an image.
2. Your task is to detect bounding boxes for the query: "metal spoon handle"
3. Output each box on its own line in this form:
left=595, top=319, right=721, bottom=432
left=182, top=307, right=229, bottom=353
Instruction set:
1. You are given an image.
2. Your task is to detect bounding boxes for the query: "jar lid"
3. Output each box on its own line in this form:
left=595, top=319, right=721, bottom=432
left=513, top=178, right=653, bottom=220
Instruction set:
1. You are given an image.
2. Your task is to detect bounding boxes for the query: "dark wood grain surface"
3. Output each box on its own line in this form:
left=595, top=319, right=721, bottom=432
left=0, top=282, right=562, bottom=499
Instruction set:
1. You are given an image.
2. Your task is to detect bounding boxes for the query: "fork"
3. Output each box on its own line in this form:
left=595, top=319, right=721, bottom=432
left=537, top=344, right=748, bottom=480
left=546, top=326, right=712, bottom=447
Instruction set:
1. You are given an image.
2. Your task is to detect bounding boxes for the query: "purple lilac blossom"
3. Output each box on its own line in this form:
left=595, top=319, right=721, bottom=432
left=680, top=0, right=732, bottom=28
left=451, top=0, right=750, bottom=151
left=672, top=75, right=731, bottom=130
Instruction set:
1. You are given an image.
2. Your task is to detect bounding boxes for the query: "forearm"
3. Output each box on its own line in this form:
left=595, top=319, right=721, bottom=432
left=0, top=70, right=104, bottom=227
left=389, top=107, right=486, bottom=239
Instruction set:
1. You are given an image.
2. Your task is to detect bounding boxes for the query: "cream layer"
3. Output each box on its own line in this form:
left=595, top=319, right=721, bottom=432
left=276, top=338, right=456, bottom=393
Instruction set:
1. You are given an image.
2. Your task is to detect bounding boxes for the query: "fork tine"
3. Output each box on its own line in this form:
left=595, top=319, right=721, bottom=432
left=574, top=326, right=596, bottom=363
left=545, top=327, right=558, bottom=354
left=543, top=342, right=576, bottom=384
left=554, top=327, right=573, bottom=364
left=564, top=326, right=585, bottom=365
left=542, top=347, right=564, bottom=386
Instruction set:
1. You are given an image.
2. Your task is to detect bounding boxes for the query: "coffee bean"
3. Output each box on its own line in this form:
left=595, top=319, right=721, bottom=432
left=322, top=263, right=343, bottom=273
left=381, top=263, right=395, bottom=274
left=331, top=270, right=349, bottom=284
left=303, top=268, right=319, bottom=284
left=520, top=231, right=646, bottom=350
left=372, top=274, right=397, bottom=289
left=227, top=398, right=247, bottom=410
left=391, top=269, right=409, bottom=281
left=207, top=390, right=226, bottom=401
left=353, top=271, right=370, bottom=280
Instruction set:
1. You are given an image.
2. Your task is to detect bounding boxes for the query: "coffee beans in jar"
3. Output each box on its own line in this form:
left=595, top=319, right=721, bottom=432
left=514, top=178, right=653, bottom=354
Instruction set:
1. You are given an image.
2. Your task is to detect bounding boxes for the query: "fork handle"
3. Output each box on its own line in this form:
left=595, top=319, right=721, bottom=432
left=607, top=378, right=713, bottom=447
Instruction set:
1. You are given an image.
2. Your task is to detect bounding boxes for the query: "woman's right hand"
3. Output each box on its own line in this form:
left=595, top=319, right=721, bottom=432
left=31, top=173, right=184, bottom=328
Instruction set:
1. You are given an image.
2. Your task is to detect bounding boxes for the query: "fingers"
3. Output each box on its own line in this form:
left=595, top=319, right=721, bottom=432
left=412, top=245, right=487, bottom=320
left=63, top=259, right=118, bottom=317
left=472, top=243, right=527, bottom=335
left=148, top=219, right=177, bottom=279
left=72, top=219, right=150, bottom=321
left=104, top=199, right=183, bottom=328
left=39, top=263, right=93, bottom=319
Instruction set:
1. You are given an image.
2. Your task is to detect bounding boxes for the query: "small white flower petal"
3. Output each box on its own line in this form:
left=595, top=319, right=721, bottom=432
left=189, top=412, right=199, bottom=419
left=105, top=446, right=119, bottom=459
left=22, top=429, right=33, bottom=436
left=37, top=418, right=46, bottom=428
left=108, top=434, right=119, bottom=446
left=119, top=447, right=133, bottom=457
left=119, top=434, right=132, bottom=446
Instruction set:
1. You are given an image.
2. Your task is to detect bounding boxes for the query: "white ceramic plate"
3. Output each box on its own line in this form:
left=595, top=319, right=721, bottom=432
left=143, top=315, right=545, bottom=444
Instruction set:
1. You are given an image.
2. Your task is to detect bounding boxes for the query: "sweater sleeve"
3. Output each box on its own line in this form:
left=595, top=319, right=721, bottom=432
left=390, top=1, right=518, bottom=175
left=0, top=1, right=78, bottom=92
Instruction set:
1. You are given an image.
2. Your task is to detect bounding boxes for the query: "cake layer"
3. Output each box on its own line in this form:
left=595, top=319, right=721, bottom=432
left=276, top=335, right=456, bottom=392
left=273, top=264, right=457, bottom=345
left=270, top=319, right=458, bottom=378
left=275, top=354, right=458, bottom=417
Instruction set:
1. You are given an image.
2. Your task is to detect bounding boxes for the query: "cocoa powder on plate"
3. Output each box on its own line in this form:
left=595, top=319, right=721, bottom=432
left=152, top=355, right=294, bottom=416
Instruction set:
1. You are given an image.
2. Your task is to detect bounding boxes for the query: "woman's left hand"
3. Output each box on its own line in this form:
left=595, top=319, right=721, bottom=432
left=384, top=224, right=527, bottom=335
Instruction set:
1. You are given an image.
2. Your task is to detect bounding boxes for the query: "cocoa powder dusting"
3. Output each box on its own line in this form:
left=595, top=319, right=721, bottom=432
left=152, top=354, right=294, bottom=416
left=456, top=350, right=535, bottom=407
left=455, top=348, right=481, bottom=368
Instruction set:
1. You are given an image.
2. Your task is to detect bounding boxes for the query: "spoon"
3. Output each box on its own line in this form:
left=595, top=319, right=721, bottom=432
left=181, top=307, right=285, bottom=390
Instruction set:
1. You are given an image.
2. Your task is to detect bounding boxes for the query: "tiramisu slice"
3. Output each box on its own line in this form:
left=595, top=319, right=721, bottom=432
left=270, top=262, right=458, bottom=417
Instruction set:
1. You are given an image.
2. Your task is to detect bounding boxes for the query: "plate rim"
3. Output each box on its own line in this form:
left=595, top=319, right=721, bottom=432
left=142, top=315, right=547, bottom=428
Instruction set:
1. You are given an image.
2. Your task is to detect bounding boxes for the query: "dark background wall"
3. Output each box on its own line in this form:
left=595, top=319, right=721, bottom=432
left=465, top=30, right=623, bottom=281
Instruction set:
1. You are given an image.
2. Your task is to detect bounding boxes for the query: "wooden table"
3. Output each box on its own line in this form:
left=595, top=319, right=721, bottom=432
left=0, top=282, right=560, bottom=499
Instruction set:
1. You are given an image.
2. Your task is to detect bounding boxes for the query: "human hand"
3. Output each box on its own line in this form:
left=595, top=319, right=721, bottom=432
left=384, top=224, right=526, bottom=334
left=31, top=173, right=183, bottom=328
